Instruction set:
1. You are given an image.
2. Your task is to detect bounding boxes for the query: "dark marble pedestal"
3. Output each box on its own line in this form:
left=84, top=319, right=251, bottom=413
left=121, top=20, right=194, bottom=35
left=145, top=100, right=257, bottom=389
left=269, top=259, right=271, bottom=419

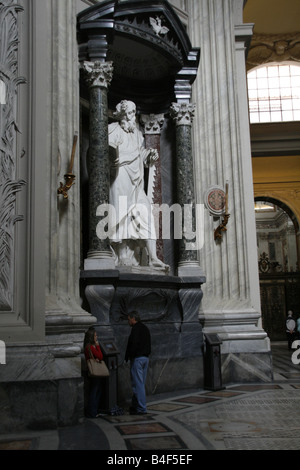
left=80, top=270, right=205, bottom=402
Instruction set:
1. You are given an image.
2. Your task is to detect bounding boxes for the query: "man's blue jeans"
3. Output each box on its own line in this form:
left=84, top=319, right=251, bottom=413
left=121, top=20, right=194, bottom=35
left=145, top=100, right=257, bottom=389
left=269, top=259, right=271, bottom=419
left=130, top=356, right=149, bottom=413
left=86, top=377, right=102, bottom=418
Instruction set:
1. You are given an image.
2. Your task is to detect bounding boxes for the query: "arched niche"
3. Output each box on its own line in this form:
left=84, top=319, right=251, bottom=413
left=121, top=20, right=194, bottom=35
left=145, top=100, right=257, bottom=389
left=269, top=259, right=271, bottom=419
left=77, top=1, right=205, bottom=397
left=77, top=0, right=202, bottom=275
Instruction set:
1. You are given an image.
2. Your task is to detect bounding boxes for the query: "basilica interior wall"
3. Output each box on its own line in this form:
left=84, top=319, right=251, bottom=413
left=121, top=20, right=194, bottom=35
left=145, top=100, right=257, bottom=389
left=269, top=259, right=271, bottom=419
left=0, top=0, right=275, bottom=433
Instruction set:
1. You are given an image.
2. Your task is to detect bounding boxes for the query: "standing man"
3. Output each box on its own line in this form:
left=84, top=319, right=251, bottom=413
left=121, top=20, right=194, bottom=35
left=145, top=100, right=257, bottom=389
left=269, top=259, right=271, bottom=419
left=125, top=311, right=151, bottom=415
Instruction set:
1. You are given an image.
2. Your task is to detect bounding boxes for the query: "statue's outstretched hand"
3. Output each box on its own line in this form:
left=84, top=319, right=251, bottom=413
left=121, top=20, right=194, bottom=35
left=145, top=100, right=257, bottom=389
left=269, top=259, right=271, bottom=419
left=148, top=148, right=159, bottom=164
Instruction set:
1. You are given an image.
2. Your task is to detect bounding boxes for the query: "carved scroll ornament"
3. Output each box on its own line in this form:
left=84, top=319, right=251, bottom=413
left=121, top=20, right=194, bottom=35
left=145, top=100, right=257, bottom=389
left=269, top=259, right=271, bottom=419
left=0, top=1, right=26, bottom=310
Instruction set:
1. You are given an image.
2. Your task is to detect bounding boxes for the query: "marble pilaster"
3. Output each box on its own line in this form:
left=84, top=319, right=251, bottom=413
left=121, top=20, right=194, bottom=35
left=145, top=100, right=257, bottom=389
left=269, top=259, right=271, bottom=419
left=0, top=1, right=96, bottom=432
left=187, top=0, right=272, bottom=382
left=45, top=0, right=98, bottom=351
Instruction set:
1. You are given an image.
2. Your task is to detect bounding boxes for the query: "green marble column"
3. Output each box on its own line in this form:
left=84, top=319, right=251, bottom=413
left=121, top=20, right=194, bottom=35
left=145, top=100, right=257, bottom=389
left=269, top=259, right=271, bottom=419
left=83, top=61, right=115, bottom=269
left=170, top=102, right=201, bottom=275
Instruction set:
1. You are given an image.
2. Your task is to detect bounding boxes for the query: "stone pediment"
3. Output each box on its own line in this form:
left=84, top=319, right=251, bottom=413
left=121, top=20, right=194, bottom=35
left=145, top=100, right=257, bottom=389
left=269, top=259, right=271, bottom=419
left=77, top=0, right=200, bottom=112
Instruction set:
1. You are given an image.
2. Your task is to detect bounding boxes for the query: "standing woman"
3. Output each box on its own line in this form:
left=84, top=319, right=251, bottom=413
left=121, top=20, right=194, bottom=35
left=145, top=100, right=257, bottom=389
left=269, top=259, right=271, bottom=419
left=84, top=327, right=103, bottom=418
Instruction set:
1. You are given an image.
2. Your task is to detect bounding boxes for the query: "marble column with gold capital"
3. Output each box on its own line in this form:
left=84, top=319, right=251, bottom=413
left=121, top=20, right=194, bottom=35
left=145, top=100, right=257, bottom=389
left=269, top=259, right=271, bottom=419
left=83, top=61, right=115, bottom=270
left=170, top=102, right=203, bottom=276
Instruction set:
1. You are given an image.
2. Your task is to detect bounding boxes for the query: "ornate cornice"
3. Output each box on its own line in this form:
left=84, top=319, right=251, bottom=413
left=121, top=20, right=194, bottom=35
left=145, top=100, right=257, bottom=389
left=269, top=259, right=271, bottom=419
left=114, top=16, right=183, bottom=64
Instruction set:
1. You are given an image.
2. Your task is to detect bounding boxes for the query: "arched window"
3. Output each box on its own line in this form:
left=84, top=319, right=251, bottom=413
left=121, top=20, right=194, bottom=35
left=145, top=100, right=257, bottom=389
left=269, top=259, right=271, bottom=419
left=247, top=63, right=300, bottom=123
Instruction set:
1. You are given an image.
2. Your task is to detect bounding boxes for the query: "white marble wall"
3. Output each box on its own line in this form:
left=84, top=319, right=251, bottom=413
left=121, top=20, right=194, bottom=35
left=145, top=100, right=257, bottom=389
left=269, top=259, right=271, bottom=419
left=0, top=0, right=96, bottom=387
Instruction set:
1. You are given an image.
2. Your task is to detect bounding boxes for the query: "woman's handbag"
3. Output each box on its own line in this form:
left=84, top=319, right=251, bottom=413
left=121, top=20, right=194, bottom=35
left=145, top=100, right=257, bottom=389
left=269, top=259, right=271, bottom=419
left=87, top=346, right=109, bottom=377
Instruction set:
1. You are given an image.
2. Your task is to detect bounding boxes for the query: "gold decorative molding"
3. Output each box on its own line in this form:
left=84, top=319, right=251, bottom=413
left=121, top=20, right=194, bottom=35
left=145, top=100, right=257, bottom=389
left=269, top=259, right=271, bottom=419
left=247, top=32, right=300, bottom=70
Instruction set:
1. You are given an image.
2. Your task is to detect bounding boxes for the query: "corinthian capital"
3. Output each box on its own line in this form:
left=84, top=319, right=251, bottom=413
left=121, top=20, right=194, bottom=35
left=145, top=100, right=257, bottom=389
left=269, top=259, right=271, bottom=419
left=140, top=113, right=165, bottom=134
left=170, top=102, right=196, bottom=126
left=83, top=61, right=114, bottom=88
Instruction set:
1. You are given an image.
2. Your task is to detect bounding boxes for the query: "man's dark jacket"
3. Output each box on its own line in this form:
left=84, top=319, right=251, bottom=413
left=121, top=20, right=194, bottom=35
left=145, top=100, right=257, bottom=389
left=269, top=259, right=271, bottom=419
left=125, top=321, right=151, bottom=362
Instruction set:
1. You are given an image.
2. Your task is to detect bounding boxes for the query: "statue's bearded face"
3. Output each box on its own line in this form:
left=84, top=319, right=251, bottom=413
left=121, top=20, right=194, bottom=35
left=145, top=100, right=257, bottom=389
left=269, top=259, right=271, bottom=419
left=124, top=105, right=136, bottom=122
left=120, top=104, right=136, bottom=132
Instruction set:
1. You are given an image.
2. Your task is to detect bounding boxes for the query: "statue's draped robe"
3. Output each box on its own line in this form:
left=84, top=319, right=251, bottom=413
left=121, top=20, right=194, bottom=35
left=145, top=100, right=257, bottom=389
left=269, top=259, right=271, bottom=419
left=108, top=123, right=157, bottom=242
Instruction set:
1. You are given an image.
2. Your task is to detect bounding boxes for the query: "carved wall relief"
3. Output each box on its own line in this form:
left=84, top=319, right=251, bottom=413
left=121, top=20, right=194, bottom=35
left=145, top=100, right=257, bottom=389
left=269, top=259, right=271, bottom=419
left=0, top=1, right=26, bottom=310
left=247, top=32, right=300, bottom=70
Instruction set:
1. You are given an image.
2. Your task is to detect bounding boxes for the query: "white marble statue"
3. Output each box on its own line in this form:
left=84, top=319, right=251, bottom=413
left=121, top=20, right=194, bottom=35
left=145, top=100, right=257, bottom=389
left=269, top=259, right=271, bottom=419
left=108, top=100, right=166, bottom=269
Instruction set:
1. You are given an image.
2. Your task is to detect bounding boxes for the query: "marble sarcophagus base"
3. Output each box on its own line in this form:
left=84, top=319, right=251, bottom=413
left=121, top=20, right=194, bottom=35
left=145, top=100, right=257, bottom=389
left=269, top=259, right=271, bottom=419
left=81, top=270, right=205, bottom=403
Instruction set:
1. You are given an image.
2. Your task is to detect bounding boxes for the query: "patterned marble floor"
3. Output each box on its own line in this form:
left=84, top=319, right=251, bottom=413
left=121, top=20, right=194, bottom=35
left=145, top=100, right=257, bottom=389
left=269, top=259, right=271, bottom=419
left=0, top=342, right=299, bottom=451
left=96, top=382, right=300, bottom=451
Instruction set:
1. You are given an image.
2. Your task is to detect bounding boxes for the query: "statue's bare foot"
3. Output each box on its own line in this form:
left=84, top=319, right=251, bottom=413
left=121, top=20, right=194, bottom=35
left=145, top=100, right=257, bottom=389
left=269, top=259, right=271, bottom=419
left=149, top=257, right=169, bottom=271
